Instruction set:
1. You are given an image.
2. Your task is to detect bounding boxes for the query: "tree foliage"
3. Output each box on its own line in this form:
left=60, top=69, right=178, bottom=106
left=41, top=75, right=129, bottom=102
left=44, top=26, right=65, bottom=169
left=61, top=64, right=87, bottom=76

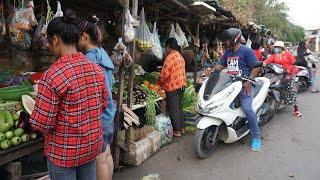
left=219, top=0, right=305, bottom=44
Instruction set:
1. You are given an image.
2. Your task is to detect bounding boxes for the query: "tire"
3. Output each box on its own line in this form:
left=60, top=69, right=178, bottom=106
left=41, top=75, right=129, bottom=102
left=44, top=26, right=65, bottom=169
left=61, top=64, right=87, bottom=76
left=259, top=95, right=277, bottom=125
left=194, top=125, right=219, bottom=159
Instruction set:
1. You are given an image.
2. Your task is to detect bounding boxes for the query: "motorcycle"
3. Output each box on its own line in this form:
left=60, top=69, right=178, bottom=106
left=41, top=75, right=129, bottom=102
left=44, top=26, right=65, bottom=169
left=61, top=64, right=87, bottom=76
left=262, top=63, right=288, bottom=111
left=194, top=69, right=275, bottom=159
left=295, top=65, right=310, bottom=92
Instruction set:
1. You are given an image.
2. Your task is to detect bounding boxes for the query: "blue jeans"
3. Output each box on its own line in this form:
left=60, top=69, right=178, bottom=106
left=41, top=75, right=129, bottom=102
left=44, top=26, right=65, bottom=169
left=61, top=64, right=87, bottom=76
left=47, top=160, right=96, bottom=180
left=239, top=88, right=260, bottom=140
left=307, top=67, right=316, bottom=88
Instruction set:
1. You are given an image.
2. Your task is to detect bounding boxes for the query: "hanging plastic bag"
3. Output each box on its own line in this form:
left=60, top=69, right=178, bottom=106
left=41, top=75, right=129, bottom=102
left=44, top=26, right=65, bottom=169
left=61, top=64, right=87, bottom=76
left=169, top=23, right=181, bottom=45
left=135, top=8, right=153, bottom=52
left=33, top=16, right=49, bottom=49
left=154, top=114, right=173, bottom=146
left=151, top=22, right=163, bottom=60
left=24, top=0, right=38, bottom=27
left=175, top=23, right=189, bottom=49
left=53, top=1, right=63, bottom=18
left=111, top=38, right=133, bottom=67
left=124, top=9, right=134, bottom=43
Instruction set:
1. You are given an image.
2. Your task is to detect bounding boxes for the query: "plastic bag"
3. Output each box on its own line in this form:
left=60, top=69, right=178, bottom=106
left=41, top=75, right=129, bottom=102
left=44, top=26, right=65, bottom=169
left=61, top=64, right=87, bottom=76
left=175, top=23, right=189, bottom=49
left=135, top=8, right=153, bottom=52
left=169, top=23, right=180, bottom=45
left=151, top=22, right=163, bottom=60
left=111, top=38, right=133, bottom=67
left=154, top=114, right=173, bottom=146
left=124, top=9, right=134, bottom=43
left=11, top=31, right=32, bottom=50
left=33, top=16, right=49, bottom=49
left=53, top=1, right=63, bottom=19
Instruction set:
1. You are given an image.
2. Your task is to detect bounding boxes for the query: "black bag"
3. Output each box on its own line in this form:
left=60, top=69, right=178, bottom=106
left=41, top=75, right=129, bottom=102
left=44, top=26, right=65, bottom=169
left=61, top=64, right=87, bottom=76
left=296, top=56, right=308, bottom=67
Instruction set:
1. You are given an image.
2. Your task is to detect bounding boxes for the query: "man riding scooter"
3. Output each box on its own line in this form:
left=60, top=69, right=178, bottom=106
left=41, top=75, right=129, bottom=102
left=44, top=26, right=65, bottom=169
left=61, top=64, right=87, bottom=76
left=215, top=28, right=262, bottom=151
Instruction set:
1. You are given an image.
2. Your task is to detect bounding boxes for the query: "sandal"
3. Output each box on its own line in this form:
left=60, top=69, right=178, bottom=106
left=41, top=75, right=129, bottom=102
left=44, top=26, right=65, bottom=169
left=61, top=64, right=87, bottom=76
left=293, top=111, right=302, bottom=117
left=173, top=131, right=182, bottom=137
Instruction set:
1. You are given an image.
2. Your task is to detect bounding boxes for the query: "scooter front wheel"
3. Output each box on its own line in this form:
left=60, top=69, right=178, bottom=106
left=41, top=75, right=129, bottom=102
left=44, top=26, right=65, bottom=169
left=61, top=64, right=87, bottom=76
left=194, top=125, right=219, bottom=159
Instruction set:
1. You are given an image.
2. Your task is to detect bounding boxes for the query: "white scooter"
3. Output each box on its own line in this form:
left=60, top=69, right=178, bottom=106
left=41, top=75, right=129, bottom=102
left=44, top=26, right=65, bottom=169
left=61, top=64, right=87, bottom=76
left=194, top=70, right=274, bottom=159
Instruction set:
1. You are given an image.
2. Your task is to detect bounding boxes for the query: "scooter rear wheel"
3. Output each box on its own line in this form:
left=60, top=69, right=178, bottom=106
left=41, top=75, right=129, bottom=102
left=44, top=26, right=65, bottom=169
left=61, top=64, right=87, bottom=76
left=194, top=125, right=219, bottom=159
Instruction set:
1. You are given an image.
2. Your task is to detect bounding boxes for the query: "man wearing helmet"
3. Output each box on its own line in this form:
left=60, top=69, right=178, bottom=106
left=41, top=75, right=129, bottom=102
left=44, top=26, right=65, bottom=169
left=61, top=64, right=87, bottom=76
left=215, top=28, right=262, bottom=151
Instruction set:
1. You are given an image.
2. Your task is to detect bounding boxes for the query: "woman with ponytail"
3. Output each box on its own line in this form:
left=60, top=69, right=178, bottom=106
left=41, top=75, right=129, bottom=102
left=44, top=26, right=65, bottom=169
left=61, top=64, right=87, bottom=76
left=30, top=9, right=107, bottom=180
left=78, top=14, right=115, bottom=180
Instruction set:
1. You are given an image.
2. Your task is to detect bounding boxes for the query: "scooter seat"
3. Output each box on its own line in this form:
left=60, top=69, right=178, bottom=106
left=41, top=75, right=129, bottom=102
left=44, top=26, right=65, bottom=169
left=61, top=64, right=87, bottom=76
left=253, top=80, right=264, bottom=97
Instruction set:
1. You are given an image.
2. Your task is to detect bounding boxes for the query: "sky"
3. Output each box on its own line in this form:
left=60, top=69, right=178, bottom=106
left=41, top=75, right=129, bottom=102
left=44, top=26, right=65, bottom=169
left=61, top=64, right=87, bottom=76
left=279, top=0, right=320, bottom=30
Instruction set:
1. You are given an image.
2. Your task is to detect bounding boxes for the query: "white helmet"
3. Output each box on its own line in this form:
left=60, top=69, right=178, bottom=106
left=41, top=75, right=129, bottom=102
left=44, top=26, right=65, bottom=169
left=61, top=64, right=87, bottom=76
left=273, top=41, right=285, bottom=48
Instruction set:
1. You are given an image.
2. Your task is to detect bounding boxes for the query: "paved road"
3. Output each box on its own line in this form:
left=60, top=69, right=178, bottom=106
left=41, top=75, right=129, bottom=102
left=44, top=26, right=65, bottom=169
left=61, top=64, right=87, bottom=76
left=114, top=87, right=320, bottom=180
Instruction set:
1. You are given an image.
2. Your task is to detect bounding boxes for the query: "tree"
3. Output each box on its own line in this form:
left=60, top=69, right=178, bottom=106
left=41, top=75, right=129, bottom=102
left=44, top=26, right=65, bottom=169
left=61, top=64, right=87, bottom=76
left=219, top=0, right=305, bottom=44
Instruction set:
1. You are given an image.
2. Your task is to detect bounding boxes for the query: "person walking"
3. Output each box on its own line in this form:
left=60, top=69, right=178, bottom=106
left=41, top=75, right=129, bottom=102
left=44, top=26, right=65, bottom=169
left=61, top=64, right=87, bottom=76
left=158, top=38, right=186, bottom=137
left=78, top=14, right=115, bottom=180
left=29, top=10, right=108, bottom=180
left=265, top=41, right=302, bottom=117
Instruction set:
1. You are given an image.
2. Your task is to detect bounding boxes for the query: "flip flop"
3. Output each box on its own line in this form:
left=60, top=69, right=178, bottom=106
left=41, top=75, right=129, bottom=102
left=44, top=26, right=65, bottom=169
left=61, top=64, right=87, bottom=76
left=173, top=131, right=182, bottom=137
left=293, top=111, right=302, bottom=117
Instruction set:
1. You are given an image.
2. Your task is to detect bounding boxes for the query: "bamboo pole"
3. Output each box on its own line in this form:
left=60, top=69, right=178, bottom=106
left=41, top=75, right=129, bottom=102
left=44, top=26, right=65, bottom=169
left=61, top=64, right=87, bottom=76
left=114, top=0, right=130, bottom=170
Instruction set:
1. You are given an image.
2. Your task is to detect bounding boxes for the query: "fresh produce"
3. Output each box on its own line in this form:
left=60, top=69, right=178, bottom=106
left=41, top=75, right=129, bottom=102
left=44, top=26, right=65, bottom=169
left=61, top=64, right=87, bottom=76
left=0, top=110, right=38, bottom=151
left=11, top=136, right=21, bottom=146
left=4, top=74, right=31, bottom=86
left=1, top=139, right=11, bottom=149
left=4, top=110, right=14, bottom=126
left=142, top=81, right=165, bottom=98
left=183, top=85, right=197, bottom=113
left=132, top=85, right=148, bottom=104
left=5, top=131, right=14, bottom=139
left=0, top=132, right=5, bottom=141
left=0, top=110, right=6, bottom=121
left=14, top=128, right=24, bottom=137
left=0, top=123, right=11, bottom=133
left=30, top=132, right=37, bottom=140
left=145, top=92, right=157, bottom=126
left=0, top=82, right=32, bottom=101
left=21, top=134, right=29, bottom=143
left=0, top=118, right=5, bottom=124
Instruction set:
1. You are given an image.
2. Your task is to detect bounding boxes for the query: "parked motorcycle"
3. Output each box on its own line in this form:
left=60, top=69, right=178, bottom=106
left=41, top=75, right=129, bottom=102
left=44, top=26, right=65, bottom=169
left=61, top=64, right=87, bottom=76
left=194, top=70, right=275, bottom=159
left=262, top=63, right=288, bottom=111
left=295, top=65, right=310, bottom=92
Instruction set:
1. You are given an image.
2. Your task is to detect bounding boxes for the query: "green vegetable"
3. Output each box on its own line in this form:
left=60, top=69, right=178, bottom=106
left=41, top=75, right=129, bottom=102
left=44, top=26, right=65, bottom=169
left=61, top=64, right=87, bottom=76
left=5, top=131, right=14, bottom=139
left=11, top=136, right=21, bottom=146
left=183, top=85, right=197, bottom=113
left=21, top=134, right=29, bottom=143
left=0, top=123, right=11, bottom=133
left=14, top=128, right=24, bottom=137
left=4, top=111, right=14, bottom=126
left=0, top=111, right=5, bottom=123
left=145, top=94, right=156, bottom=126
left=0, top=139, right=11, bottom=149
left=0, top=132, right=5, bottom=141
left=13, top=114, right=19, bottom=121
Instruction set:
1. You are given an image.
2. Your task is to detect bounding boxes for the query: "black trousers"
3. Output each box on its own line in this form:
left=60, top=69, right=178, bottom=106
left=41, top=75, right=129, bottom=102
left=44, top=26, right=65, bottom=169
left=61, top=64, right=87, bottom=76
left=166, top=88, right=185, bottom=131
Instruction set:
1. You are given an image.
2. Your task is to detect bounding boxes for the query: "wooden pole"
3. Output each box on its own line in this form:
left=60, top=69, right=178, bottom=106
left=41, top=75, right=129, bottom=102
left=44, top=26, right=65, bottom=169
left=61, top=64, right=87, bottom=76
left=114, top=0, right=130, bottom=170
left=194, top=22, right=200, bottom=88
left=125, top=0, right=138, bottom=165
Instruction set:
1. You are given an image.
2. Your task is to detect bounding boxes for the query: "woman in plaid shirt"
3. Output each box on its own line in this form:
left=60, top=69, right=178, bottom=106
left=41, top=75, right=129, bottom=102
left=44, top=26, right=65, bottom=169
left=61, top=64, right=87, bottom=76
left=30, top=10, right=107, bottom=180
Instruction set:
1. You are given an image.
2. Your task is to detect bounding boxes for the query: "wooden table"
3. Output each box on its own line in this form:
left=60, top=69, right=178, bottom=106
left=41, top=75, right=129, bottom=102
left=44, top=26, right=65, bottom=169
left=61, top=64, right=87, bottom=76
left=0, top=138, right=44, bottom=166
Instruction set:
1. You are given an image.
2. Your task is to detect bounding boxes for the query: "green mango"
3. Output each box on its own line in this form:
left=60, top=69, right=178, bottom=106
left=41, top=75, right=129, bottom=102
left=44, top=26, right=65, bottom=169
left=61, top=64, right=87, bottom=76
left=0, top=139, right=11, bottom=149
left=0, top=123, right=11, bottom=133
left=0, top=132, right=5, bottom=141
left=5, top=131, right=14, bottom=139
left=13, top=114, right=19, bottom=121
left=11, top=137, right=21, bottom=146
left=14, top=128, right=24, bottom=137
left=21, top=134, right=29, bottom=143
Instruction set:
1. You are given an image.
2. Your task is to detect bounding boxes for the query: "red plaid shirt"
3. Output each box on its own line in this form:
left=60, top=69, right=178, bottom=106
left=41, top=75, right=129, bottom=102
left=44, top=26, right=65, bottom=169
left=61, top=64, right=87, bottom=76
left=30, top=53, right=108, bottom=167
